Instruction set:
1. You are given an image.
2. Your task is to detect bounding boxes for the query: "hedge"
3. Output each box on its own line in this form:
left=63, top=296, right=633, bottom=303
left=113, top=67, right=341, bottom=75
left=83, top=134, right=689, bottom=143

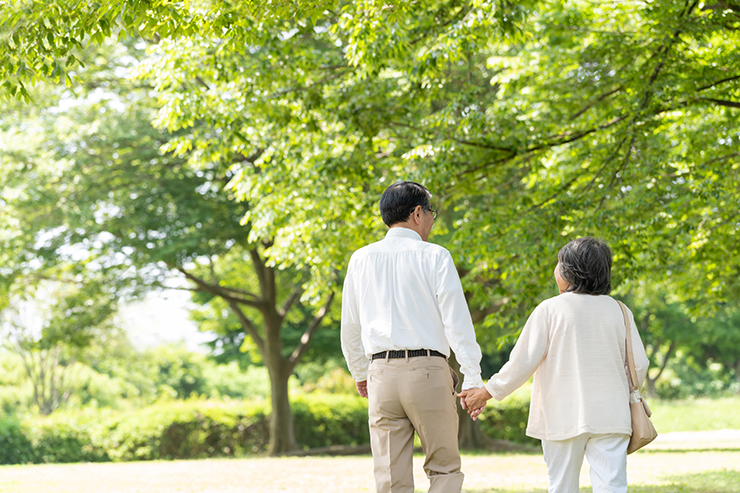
left=476, top=392, right=540, bottom=446
left=101, top=400, right=270, bottom=461
left=0, top=392, right=533, bottom=464
left=0, top=418, right=34, bottom=464
left=293, top=393, right=370, bottom=449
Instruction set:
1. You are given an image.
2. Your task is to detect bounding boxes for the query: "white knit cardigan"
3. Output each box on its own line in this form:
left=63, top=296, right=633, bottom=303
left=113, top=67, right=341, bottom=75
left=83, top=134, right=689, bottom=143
left=484, top=293, right=650, bottom=441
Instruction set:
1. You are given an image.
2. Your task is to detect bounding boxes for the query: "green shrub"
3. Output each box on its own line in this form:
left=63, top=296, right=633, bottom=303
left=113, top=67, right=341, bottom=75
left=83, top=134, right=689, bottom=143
left=25, top=411, right=110, bottom=463
left=655, top=364, right=738, bottom=400
left=477, top=390, right=539, bottom=446
left=103, top=400, right=270, bottom=461
left=0, top=418, right=34, bottom=464
left=0, top=391, right=532, bottom=463
left=293, top=393, right=369, bottom=449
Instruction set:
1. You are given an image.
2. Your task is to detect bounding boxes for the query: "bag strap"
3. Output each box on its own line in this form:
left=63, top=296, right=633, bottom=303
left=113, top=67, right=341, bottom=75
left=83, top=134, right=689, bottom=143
left=617, top=300, right=639, bottom=392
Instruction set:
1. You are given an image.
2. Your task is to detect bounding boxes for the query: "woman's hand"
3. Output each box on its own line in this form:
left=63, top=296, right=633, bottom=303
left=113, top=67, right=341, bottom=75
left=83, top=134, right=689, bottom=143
left=458, top=387, right=492, bottom=420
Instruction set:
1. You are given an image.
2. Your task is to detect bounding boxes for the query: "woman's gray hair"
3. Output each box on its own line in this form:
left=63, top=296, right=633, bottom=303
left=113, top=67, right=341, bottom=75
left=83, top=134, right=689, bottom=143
left=557, top=237, right=612, bottom=295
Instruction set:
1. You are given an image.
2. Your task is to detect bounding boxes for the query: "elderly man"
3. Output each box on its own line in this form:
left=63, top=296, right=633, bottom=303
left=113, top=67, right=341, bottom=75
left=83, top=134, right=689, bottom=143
left=341, top=181, right=483, bottom=493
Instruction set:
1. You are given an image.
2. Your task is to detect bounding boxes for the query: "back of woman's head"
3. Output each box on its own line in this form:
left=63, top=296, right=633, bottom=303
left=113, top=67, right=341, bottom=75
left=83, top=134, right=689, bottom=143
left=557, top=237, right=612, bottom=295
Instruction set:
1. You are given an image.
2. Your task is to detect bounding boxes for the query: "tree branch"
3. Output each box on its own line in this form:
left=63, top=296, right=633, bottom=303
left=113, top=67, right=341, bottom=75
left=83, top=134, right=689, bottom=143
left=699, top=151, right=740, bottom=167
left=175, top=266, right=265, bottom=308
left=217, top=285, right=262, bottom=301
left=698, top=97, right=740, bottom=109
left=208, top=256, right=218, bottom=284
left=460, top=114, right=630, bottom=176
left=580, top=134, right=630, bottom=197
left=568, top=86, right=624, bottom=121
left=288, top=291, right=336, bottom=369
left=279, top=288, right=304, bottom=318
left=469, top=300, right=506, bottom=324
left=409, top=4, right=472, bottom=45
left=194, top=75, right=211, bottom=91
left=227, top=300, right=265, bottom=354
left=705, top=1, right=740, bottom=14
left=248, top=249, right=269, bottom=301
left=638, top=0, right=700, bottom=111
left=696, top=74, right=740, bottom=92
left=388, top=120, right=514, bottom=152
left=653, top=340, right=677, bottom=381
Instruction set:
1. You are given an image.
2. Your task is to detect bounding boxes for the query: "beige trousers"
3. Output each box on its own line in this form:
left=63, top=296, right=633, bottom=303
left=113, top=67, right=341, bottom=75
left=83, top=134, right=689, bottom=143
left=367, top=355, right=464, bottom=493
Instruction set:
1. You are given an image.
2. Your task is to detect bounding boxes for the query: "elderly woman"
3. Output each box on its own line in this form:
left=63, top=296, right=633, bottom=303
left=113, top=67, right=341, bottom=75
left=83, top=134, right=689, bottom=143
left=460, top=237, right=649, bottom=493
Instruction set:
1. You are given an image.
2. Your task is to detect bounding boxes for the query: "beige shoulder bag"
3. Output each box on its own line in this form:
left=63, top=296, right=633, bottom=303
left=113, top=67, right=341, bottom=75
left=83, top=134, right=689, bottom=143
left=617, top=300, right=658, bottom=454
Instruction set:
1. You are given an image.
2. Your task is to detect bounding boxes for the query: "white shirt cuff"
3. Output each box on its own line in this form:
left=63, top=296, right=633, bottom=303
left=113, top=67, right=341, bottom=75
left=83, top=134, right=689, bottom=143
left=461, top=374, right=484, bottom=390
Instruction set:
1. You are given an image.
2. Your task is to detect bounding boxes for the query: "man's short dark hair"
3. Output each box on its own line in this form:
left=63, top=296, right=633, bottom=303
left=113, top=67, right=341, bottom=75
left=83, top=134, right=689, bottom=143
left=557, top=237, right=613, bottom=295
left=379, top=181, right=433, bottom=227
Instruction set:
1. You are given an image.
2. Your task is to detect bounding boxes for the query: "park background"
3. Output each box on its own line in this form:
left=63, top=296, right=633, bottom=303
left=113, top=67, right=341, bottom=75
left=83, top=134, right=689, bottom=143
left=0, top=0, right=739, bottom=491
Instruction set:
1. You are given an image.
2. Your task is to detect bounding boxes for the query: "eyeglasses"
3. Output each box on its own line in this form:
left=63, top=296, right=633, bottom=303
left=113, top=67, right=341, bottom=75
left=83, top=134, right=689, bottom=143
left=410, top=206, right=437, bottom=219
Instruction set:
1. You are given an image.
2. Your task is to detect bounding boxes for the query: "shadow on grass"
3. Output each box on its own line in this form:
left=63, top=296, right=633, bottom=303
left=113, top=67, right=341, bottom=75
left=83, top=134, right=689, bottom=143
left=639, top=448, right=740, bottom=454
left=461, top=470, right=740, bottom=493
left=460, top=447, right=541, bottom=457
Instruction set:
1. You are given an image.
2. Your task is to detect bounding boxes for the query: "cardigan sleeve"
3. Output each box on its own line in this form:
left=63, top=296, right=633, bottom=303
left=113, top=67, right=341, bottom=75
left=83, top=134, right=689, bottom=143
left=484, top=302, right=550, bottom=401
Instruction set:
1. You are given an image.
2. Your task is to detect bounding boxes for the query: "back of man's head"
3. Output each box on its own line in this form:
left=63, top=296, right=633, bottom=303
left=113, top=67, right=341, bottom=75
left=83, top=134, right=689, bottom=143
left=379, top=181, right=432, bottom=227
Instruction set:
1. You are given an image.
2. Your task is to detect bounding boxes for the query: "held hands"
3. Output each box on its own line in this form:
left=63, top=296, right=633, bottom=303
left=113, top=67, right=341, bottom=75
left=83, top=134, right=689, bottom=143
left=458, top=387, right=492, bottom=421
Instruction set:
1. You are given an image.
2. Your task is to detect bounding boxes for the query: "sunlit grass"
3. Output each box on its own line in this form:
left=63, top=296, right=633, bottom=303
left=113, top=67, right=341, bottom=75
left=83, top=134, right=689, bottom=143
left=0, top=434, right=738, bottom=493
left=650, top=396, right=740, bottom=432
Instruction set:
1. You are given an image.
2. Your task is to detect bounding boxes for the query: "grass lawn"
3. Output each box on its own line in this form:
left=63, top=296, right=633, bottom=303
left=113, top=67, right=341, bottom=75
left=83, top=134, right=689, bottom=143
left=650, top=396, right=740, bottom=432
left=0, top=431, right=738, bottom=493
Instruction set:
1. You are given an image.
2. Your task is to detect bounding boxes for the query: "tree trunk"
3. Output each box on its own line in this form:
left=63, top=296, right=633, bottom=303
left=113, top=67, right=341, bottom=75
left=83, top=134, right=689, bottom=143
left=644, top=376, right=658, bottom=398
left=448, top=352, right=493, bottom=450
left=267, top=361, right=296, bottom=455
left=457, top=403, right=493, bottom=450
left=644, top=341, right=675, bottom=399
left=263, top=307, right=295, bottom=455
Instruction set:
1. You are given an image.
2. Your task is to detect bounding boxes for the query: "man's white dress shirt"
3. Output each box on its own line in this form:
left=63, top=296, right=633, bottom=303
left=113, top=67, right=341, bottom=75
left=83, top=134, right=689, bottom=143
left=341, top=227, right=484, bottom=389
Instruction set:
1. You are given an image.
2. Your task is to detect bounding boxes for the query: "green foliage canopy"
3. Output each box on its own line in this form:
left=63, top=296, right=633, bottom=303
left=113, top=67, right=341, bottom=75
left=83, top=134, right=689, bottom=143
left=2, top=1, right=739, bottom=339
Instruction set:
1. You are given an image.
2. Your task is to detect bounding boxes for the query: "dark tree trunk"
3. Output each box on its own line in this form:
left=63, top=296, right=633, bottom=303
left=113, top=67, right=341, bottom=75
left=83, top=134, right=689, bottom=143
left=643, top=341, right=675, bottom=399
left=267, top=361, right=295, bottom=455
left=644, top=376, right=658, bottom=398
left=449, top=352, right=494, bottom=450
left=263, top=300, right=297, bottom=456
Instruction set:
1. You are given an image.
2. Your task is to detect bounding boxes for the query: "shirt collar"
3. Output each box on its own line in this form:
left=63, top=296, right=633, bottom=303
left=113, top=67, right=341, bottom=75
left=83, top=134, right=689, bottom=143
left=385, top=227, right=422, bottom=241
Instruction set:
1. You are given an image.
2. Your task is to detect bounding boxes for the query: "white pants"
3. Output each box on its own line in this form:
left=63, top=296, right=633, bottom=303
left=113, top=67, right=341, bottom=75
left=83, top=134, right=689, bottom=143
left=542, top=433, right=629, bottom=493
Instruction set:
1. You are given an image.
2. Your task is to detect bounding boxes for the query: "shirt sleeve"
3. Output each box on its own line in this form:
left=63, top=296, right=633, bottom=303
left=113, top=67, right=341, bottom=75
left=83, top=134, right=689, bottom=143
left=340, top=258, right=369, bottom=381
left=485, top=302, right=549, bottom=401
left=435, top=251, right=483, bottom=389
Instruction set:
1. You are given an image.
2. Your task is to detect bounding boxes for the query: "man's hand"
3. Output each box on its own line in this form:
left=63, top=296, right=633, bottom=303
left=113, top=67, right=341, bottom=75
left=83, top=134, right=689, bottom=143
left=356, top=380, right=368, bottom=398
left=458, top=387, right=492, bottom=421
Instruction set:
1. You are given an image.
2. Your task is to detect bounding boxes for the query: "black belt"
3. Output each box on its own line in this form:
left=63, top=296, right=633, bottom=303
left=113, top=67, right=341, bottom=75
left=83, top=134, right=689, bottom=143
left=371, top=349, right=446, bottom=361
